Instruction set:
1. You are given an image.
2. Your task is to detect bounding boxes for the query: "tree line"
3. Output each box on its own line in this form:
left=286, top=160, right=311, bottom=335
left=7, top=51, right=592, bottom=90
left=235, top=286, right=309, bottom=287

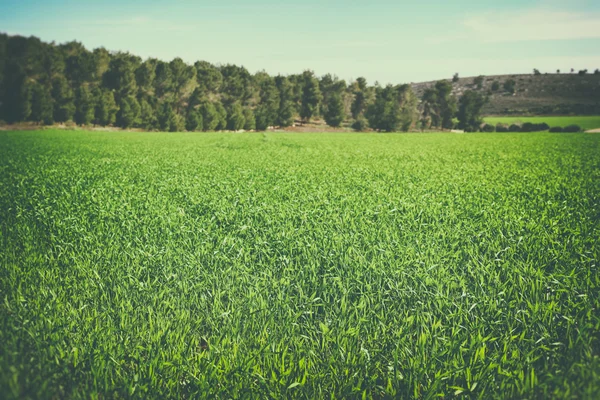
left=0, top=33, right=487, bottom=132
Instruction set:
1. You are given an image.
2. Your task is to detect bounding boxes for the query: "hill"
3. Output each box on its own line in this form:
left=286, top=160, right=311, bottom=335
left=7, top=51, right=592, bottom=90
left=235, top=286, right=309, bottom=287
left=411, top=73, right=600, bottom=116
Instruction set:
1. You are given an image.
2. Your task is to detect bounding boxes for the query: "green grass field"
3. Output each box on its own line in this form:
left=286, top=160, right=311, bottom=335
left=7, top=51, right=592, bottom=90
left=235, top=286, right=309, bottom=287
left=484, top=116, right=600, bottom=131
left=1, top=130, right=599, bottom=399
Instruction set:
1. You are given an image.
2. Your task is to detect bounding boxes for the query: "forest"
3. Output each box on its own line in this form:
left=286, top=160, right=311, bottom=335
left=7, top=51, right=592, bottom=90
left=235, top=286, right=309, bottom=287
left=0, top=33, right=487, bottom=132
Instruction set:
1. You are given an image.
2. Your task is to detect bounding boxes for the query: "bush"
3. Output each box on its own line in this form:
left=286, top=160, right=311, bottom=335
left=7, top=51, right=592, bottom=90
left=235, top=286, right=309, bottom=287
left=563, top=125, right=581, bottom=132
left=496, top=124, right=508, bottom=132
left=503, top=80, right=516, bottom=94
left=491, top=81, right=500, bottom=91
left=508, top=124, right=521, bottom=132
left=481, top=124, right=495, bottom=132
left=521, top=122, right=534, bottom=132
left=521, top=122, right=550, bottom=132
left=351, top=118, right=368, bottom=132
left=549, top=126, right=563, bottom=132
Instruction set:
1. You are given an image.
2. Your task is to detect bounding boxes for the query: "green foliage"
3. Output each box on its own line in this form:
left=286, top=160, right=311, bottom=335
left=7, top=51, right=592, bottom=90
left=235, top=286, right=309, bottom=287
left=491, top=81, right=500, bottom=91
left=194, top=61, right=222, bottom=94
left=299, top=70, right=322, bottom=123
left=324, top=93, right=345, bottom=127
left=116, top=95, right=141, bottom=128
left=481, top=123, right=495, bottom=132
left=1, top=130, right=599, bottom=399
left=421, top=81, right=457, bottom=130
left=30, top=83, right=54, bottom=125
left=103, top=54, right=138, bottom=98
left=533, top=69, right=541, bottom=76
left=254, top=105, right=271, bottom=131
left=366, top=84, right=417, bottom=132
left=243, top=108, right=255, bottom=131
left=452, top=72, right=459, bottom=83
left=226, top=102, right=246, bottom=131
left=549, top=126, right=563, bottom=132
left=503, top=79, right=516, bottom=94
left=563, top=124, right=581, bottom=132
left=351, top=77, right=371, bottom=120
left=199, top=101, right=219, bottom=131
left=214, top=101, right=227, bottom=131
left=457, top=90, right=487, bottom=132
left=74, top=85, right=95, bottom=125
left=93, top=88, right=118, bottom=126
left=484, top=116, right=600, bottom=131
left=351, top=117, right=368, bottom=132
left=473, top=75, right=484, bottom=89
left=51, top=75, right=75, bottom=123
left=275, top=75, right=296, bottom=127
left=138, top=97, right=158, bottom=130
left=135, top=59, right=157, bottom=92
left=496, top=123, right=509, bottom=132
left=185, top=109, right=203, bottom=132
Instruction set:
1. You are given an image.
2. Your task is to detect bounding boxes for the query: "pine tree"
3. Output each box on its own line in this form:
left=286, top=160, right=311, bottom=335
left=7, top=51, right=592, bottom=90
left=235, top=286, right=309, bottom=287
left=299, top=70, right=322, bottom=123
left=324, top=93, right=345, bottom=127
left=243, top=108, right=255, bottom=131
left=75, top=85, right=94, bottom=125
left=116, top=95, right=141, bottom=128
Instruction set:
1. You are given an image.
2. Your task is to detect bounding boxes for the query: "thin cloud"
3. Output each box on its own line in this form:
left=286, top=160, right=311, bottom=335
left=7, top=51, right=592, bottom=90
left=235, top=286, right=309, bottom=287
left=462, top=9, right=600, bottom=42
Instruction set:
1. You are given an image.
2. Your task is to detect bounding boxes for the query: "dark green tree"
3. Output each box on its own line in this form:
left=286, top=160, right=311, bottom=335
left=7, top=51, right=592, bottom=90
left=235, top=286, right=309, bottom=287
left=324, top=93, right=345, bottom=127
left=74, top=85, right=94, bottom=125
left=503, top=79, right=516, bottom=94
left=138, top=97, right=157, bottom=129
left=185, top=109, right=203, bottom=131
left=199, top=101, right=220, bottom=131
left=457, top=90, right=487, bottom=132
left=30, top=83, right=54, bottom=124
left=243, top=108, right=255, bottom=130
left=214, top=101, right=227, bottom=130
left=275, top=75, right=296, bottom=127
left=226, top=102, right=245, bottom=131
left=116, top=95, right=141, bottom=128
left=93, top=88, right=118, bottom=126
left=299, top=70, right=322, bottom=123
left=51, top=75, right=75, bottom=123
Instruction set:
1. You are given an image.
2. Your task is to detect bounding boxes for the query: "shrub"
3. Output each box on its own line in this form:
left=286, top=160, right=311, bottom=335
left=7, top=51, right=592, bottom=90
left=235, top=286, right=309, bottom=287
left=481, top=124, right=495, bottom=132
left=496, top=124, right=508, bottom=132
left=508, top=124, right=521, bottom=132
left=351, top=118, right=368, bottom=132
left=549, top=126, right=563, bottom=133
left=503, top=80, right=516, bottom=94
left=563, top=125, right=581, bottom=132
left=521, top=122, right=534, bottom=132
left=491, top=81, right=500, bottom=91
left=578, top=70, right=588, bottom=76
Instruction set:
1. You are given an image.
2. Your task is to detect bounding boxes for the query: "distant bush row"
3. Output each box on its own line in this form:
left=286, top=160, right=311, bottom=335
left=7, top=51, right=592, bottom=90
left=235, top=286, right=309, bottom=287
left=483, top=123, right=582, bottom=133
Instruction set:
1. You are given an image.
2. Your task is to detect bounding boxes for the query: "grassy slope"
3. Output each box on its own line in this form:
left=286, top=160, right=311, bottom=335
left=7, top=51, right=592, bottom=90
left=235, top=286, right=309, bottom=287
left=1, top=130, right=599, bottom=399
left=484, top=116, right=600, bottom=130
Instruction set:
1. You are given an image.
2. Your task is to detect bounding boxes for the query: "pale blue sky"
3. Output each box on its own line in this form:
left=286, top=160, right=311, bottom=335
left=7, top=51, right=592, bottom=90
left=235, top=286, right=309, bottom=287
left=1, top=0, right=599, bottom=84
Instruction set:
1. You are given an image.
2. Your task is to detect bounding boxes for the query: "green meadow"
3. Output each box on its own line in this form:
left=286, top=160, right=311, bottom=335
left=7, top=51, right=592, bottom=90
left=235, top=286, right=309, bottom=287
left=1, top=130, right=599, bottom=399
left=484, top=116, right=600, bottom=131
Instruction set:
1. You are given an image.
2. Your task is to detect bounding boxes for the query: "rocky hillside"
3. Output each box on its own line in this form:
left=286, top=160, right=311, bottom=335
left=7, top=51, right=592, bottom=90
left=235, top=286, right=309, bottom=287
left=411, top=73, right=600, bottom=115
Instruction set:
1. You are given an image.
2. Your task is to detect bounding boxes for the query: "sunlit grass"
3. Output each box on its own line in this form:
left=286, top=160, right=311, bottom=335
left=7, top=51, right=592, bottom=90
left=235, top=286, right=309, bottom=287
left=1, top=130, right=599, bottom=398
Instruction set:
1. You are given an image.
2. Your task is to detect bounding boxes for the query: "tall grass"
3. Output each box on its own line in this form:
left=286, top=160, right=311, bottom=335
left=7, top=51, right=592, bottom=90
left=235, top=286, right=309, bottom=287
left=1, top=130, right=599, bottom=398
